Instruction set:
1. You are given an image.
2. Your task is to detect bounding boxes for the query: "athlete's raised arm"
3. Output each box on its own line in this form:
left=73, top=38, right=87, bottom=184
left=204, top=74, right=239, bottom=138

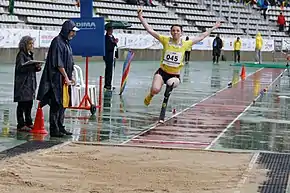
left=191, top=21, right=221, bottom=45
left=137, top=9, right=161, bottom=41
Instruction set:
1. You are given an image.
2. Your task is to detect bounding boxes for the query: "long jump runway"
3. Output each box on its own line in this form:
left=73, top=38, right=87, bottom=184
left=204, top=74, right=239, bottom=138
left=123, top=68, right=284, bottom=149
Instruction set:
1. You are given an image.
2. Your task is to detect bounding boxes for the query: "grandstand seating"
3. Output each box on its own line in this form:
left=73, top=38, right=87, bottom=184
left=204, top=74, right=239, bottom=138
left=252, top=4, right=289, bottom=38
left=0, top=0, right=288, bottom=41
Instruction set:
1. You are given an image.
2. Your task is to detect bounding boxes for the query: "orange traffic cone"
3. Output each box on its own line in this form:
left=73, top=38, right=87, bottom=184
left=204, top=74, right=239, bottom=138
left=30, top=103, right=48, bottom=134
left=240, top=65, right=246, bottom=80
left=31, top=133, right=46, bottom=141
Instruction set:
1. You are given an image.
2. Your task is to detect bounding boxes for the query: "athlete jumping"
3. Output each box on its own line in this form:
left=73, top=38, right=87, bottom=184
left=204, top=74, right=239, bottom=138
left=138, top=9, right=221, bottom=111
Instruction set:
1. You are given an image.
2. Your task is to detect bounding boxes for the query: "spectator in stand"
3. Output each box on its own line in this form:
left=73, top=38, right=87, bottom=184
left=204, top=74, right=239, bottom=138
left=279, top=0, right=283, bottom=5
left=144, top=0, right=152, bottom=6
left=267, top=0, right=275, bottom=6
left=75, top=0, right=80, bottom=7
left=126, top=0, right=153, bottom=6
left=245, top=0, right=257, bottom=6
left=261, top=0, right=269, bottom=20
left=126, top=0, right=138, bottom=5
left=8, top=0, right=14, bottom=14
left=277, top=12, right=286, bottom=31
left=254, top=0, right=269, bottom=19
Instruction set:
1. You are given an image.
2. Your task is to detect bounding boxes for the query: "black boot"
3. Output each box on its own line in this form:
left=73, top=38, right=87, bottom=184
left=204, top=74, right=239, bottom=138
left=59, top=126, right=73, bottom=135
left=50, top=132, right=65, bottom=138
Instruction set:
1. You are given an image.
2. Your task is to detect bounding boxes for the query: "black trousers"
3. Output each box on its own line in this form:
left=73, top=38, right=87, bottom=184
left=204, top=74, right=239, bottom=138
left=49, top=97, right=66, bottom=134
left=104, top=58, right=114, bottom=90
left=185, top=51, right=190, bottom=62
left=234, top=50, right=241, bottom=63
left=16, top=100, right=33, bottom=128
left=279, top=24, right=285, bottom=32
left=262, top=8, right=267, bottom=20
left=213, top=49, right=221, bottom=63
left=40, top=89, right=66, bottom=134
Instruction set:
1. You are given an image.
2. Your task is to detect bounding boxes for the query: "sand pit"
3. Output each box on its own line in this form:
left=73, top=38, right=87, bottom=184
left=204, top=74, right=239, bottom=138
left=0, top=143, right=258, bottom=193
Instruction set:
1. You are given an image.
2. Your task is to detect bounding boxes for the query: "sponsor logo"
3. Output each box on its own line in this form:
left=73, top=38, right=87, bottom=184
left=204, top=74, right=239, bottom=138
left=75, top=22, right=96, bottom=29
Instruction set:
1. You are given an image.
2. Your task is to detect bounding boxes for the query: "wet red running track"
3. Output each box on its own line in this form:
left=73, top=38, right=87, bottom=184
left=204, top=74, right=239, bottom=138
left=124, top=68, right=284, bottom=149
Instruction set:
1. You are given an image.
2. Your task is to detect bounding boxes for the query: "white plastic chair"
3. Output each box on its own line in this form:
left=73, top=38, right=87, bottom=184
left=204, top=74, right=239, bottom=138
left=71, top=65, right=98, bottom=107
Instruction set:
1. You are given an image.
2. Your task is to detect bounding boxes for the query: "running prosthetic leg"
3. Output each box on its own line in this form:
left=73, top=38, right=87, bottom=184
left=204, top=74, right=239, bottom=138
left=159, top=83, right=174, bottom=123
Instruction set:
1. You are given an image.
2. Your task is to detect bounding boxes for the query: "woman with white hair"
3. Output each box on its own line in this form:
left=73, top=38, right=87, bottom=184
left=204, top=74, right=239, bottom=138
left=13, top=35, right=42, bottom=132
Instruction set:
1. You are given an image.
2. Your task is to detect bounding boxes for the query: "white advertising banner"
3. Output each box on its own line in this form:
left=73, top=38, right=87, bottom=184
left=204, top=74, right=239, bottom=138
left=39, top=30, right=59, bottom=48
left=282, top=39, right=290, bottom=50
left=0, top=28, right=275, bottom=51
left=113, top=34, right=274, bottom=51
left=0, top=29, right=39, bottom=48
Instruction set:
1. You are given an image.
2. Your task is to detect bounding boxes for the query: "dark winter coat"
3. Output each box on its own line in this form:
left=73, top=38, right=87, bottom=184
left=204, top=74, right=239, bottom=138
left=13, top=51, right=40, bottom=102
left=37, top=20, right=76, bottom=107
left=212, top=37, right=223, bottom=50
left=212, top=37, right=223, bottom=56
left=103, top=33, right=118, bottom=63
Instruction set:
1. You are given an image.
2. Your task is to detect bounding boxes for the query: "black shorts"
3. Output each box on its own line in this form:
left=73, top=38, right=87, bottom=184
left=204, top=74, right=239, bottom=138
left=155, top=68, right=180, bottom=84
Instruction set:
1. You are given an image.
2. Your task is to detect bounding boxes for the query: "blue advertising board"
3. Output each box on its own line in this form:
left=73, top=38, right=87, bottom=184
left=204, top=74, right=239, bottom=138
left=70, top=0, right=105, bottom=57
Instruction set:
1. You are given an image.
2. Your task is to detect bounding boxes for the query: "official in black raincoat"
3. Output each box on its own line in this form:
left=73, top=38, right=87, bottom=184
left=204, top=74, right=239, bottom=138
left=212, top=34, right=223, bottom=64
left=37, top=20, right=79, bottom=138
left=103, top=26, right=118, bottom=90
left=14, top=35, right=42, bottom=132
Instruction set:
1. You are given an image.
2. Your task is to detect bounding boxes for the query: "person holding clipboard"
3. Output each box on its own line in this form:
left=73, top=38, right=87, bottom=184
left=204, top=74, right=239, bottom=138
left=13, top=36, right=43, bottom=132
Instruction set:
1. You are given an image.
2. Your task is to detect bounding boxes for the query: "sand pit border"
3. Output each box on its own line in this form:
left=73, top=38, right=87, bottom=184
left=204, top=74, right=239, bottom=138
left=234, top=152, right=260, bottom=193
left=71, top=141, right=254, bottom=154
left=0, top=141, right=72, bottom=161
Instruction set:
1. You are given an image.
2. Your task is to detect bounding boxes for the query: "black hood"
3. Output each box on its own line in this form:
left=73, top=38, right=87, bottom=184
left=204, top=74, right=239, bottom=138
left=60, top=20, right=77, bottom=40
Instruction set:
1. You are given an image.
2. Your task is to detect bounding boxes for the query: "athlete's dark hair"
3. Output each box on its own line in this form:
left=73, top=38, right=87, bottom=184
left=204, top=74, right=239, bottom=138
left=170, top=24, right=183, bottom=32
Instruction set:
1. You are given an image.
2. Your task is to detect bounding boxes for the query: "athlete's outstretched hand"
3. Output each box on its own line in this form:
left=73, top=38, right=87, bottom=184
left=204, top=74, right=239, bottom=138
left=213, top=21, right=221, bottom=29
left=136, top=7, right=160, bottom=40
left=137, top=8, right=143, bottom=18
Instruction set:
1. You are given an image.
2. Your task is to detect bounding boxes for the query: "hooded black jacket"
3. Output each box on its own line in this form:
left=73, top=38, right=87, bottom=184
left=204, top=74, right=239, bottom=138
left=37, top=20, right=76, bottom=106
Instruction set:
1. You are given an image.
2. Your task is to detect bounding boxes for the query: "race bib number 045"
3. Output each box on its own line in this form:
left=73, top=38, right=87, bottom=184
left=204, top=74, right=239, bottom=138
left=163, top=51, right=182, bottom=67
